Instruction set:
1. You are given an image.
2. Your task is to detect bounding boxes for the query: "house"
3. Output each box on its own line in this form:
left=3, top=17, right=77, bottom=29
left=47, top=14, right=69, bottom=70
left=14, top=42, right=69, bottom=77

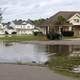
left=1, top=19, right=40, bottom=35
left=47, top=11, right=80, bottom=37
left=3, top=22, right=16, bottom=34
left=34, top=26, right=48, bottom=35
left=33, top=19, right=49, bottom=35
left=13, top=19, right=36, bottom=35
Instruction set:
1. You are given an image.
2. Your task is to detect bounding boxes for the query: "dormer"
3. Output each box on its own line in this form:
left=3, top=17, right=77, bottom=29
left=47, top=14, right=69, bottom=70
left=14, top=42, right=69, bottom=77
left=22, top=21, right=27, bottom=25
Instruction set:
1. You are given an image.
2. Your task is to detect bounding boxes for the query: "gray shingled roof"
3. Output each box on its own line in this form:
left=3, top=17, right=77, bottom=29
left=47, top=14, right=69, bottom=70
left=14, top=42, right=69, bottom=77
left=26, top=19, right=34, bottom=25
left=48, top=11, right=80, bottom=23
left=13, top=19, right=34, bottom=25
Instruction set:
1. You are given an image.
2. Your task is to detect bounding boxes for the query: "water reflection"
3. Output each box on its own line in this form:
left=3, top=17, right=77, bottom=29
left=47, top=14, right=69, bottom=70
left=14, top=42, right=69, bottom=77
left=3, top=41, right=14, bottom=47
left=0, top=41, right=80, bottom=65
left=47, top=45, right=80, bottom=57
left=47, top=45, right=80, bottom=73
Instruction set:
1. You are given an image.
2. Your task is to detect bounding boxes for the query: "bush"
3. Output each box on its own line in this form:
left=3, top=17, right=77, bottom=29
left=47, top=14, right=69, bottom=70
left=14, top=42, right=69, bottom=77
left=33, top=32, right=43, bottom=36
left=62, top=31, right=74, bottom=37
left=47, top=33, right=62, bottom=40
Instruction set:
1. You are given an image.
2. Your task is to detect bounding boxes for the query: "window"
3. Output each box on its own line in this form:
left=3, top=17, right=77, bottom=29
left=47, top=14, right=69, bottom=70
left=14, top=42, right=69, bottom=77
left=74, top=19, right=79, bottom=23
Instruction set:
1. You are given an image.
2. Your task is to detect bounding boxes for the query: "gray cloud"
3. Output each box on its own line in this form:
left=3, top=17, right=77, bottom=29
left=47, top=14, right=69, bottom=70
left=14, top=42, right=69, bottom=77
left=0, top=0, right=79, bottom=22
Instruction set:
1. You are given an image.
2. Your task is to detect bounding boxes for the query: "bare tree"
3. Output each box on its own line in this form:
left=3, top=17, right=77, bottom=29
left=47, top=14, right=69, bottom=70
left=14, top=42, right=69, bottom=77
left=0, top=8, right=7, bottom=23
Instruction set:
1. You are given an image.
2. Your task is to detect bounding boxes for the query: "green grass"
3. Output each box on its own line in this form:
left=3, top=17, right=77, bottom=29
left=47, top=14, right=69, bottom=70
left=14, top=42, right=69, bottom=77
left=63, top=37, right=75, bottom=39
left=48, top=56, right=80, bottom=79
left=52, top=67, right=80, bottom=79
left=0, top=35, right=48, bottom=41
left=63, top=36, right=80, bottom=40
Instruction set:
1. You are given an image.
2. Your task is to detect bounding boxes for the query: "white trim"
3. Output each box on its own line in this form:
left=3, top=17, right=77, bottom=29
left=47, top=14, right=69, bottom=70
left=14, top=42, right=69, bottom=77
left=68, top=13, right=80, bottom=25
left=68, top=13, right=80, bottom=21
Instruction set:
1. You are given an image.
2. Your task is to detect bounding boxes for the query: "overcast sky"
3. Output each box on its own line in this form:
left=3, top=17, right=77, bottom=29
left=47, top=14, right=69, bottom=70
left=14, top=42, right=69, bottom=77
left=0, top=0, right=80, bottom=22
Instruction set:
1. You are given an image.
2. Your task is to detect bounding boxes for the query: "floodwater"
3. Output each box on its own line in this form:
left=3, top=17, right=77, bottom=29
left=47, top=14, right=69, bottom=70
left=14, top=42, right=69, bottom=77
left=0, top=41, right=49, bottom=64
left=0, top=41, right=80, bottom=64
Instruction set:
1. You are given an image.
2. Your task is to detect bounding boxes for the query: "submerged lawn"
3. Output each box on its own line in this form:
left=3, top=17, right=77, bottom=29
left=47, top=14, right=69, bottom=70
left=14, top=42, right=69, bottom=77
left=0, top=35, right=48, bottom=41
left=48, top=56, right=80, bottom=79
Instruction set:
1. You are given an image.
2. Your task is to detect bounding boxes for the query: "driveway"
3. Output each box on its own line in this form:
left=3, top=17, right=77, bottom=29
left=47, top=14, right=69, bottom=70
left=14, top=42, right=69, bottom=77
left=0, top=64, right=76, bottom=80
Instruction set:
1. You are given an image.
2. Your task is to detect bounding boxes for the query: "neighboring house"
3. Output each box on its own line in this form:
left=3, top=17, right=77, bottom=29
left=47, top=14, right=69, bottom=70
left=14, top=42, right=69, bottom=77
left=48, top=11, right=80, bottom=37
left=3, top=22, right=16, bottom=34
left=1, top=20, right=40, bottom=35
left=35, top=26, right=48, bottom=35
left=34, top=20, right=49, bottom=35
left=13, top=20, right=36, bottom=35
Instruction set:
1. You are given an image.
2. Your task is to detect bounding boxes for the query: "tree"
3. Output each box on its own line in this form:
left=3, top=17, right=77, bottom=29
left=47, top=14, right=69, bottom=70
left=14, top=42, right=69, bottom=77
left=32, top=18, right=46, bottom=26
left=54, top=16, right=69, bottom=33
left=55, top=16, right=67, bottom=25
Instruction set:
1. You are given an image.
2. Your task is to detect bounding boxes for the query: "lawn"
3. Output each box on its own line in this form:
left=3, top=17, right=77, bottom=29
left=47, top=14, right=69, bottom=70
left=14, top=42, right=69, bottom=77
left=63, top=36, right=80, bottom=40
left=0, top=35, right=48, bottom=41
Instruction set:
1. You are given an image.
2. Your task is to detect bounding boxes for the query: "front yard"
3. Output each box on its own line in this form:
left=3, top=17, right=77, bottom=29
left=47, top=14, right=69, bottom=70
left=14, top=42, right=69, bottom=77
left=0, top=34, right=80, bottom=41
left=0, top=35, right=48, bottom=41
left=63, top=36, right=80, bottom=40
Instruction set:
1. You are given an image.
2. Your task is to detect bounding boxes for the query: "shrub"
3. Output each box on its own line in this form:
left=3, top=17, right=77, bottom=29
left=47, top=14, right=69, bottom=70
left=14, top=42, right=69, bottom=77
left=33, top=32, right=43, bottom=36
left=47, top=33, right=62, bottom=40
left=62, top=31, right=74, bottom=37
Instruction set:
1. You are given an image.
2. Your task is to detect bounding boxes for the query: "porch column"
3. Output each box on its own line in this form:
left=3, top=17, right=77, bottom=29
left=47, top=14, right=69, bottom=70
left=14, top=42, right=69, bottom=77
left=69, top=26, right=72, bottom=31
left=45, top=26, right=50, bottom=35
left=59, top=25, right=62, bottom=34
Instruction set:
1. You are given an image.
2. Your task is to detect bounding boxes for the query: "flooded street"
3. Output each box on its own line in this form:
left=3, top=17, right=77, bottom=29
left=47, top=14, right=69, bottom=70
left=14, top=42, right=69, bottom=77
left=0, top=41, right=80, bottom=65
left=0, top=41, right=49, bottom=64
left=0, top=41, right=79, bottom=80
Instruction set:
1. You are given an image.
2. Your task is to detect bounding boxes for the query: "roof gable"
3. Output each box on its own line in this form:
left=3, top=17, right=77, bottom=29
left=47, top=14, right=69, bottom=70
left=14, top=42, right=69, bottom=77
left=68, top=13, right=80, bottom=25
left=48, top=11, right=80, bottom=23
left=68, top=13, right=80, bottom=21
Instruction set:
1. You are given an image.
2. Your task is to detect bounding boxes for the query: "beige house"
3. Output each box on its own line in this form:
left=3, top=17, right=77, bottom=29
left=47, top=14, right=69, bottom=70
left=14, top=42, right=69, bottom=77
left=48, top=11, right=80, bottom=37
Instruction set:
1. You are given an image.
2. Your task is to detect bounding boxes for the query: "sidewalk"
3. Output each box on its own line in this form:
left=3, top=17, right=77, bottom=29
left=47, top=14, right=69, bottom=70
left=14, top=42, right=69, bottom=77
left=0, top=64, right=76, bottom=80
left=65, top=38, right=80, bottom=40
